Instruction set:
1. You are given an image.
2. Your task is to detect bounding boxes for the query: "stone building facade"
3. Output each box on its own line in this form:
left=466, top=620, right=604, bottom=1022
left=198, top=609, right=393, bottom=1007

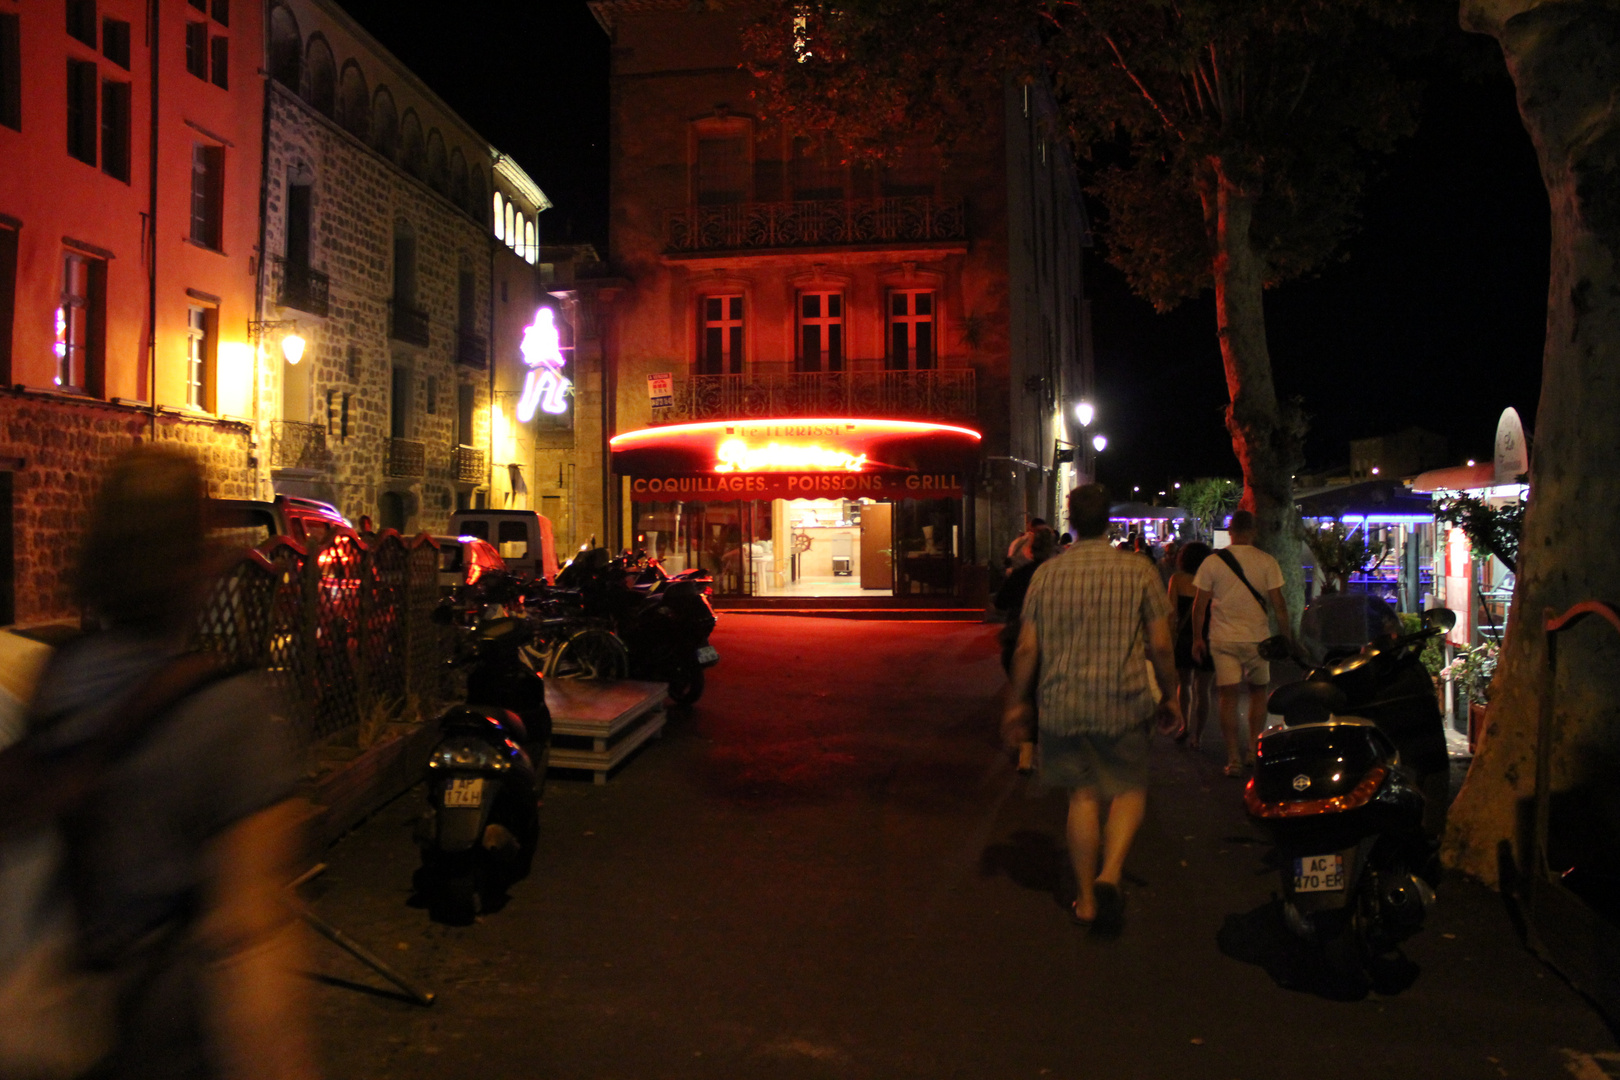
left=1, top=0, right=263, bottom=624
left=588, top=1, right=1091, bottom=601
left=257, top=0, right=550, bottom=534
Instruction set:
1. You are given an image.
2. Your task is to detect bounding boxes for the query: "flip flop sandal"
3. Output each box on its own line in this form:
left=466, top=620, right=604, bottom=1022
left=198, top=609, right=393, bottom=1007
left=1068, top=902, right=1095, bottom=928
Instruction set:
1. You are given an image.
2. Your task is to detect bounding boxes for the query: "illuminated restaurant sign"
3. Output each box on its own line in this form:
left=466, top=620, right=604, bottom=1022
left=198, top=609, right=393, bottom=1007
left=610, top=418, right=980, bottom=480
left=714, top=438, right=868, bottom=473
left=630, top=472, right=964, bottom=500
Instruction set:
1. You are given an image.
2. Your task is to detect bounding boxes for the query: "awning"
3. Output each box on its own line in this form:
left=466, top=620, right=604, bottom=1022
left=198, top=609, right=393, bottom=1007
left=1295, top=479, right=1432, bottom=521
left=1109, top=503, right=1188, bottom=520
left=1409, top=462, right=1497, bottom=493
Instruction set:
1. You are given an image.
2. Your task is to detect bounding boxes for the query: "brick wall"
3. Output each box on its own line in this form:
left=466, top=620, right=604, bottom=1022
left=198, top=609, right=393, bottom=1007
left=1, top=394, right=252, bottom=623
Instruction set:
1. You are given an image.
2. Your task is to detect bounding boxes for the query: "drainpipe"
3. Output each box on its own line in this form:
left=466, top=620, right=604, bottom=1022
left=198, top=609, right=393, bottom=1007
left=252, top=61, right=273, bottom=498
left=146, top=0, right=160, bottom=440
left=487, top=232, right=496, bottom=510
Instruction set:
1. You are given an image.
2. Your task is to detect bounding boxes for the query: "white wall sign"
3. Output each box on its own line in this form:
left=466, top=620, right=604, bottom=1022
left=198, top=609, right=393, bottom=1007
left=648, top=372, right=673, bottom=409
left=1494, top=406, right=1528, bottom=485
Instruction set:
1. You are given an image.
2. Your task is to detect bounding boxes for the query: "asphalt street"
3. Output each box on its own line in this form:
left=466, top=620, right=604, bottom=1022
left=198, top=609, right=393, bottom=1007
left=302, top=615, right=1617, bottom=1080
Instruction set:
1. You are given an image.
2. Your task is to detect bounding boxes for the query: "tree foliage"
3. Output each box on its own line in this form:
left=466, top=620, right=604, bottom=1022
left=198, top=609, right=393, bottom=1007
left=1180, top=477, right=1242, bottom=538
left=1435, top=492, right=1523, bottom=573
left=1298, top=519, right=1392, bottom=594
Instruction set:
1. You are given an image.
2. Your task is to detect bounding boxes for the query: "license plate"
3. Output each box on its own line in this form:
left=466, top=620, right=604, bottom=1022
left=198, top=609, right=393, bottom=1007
left=442, top=778, right=484, bottom=808
left=1294, top=854, right=1345, bottom=893
left=696, top=645, right=719, bottom=665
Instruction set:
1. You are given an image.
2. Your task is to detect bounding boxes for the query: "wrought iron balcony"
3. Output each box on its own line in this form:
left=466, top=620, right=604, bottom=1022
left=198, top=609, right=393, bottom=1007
left=452, top=444, right=486, bottom=485
left=666, top=196, right=966, bottom=254
left=456, top=330, right=487, bottom=369
left=272, top=257, right=330, bottom=317
left=386, top=438, right=426, bottom=478
left=650, top=369, right=976, bottom=424
left=269, top=420, right=332, bottom=471
left=389, top=302, right=430, bottom=347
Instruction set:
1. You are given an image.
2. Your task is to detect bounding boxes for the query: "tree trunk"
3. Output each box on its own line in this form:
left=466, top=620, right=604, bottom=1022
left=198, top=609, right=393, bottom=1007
left=1445, top=0, right=1620, bottom=885
left=1204, top=161, right=1306, bottom=625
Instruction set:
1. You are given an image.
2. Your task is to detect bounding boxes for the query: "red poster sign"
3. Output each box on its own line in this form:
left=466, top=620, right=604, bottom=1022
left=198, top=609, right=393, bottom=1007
left=629, top=472, right=964, bottom=501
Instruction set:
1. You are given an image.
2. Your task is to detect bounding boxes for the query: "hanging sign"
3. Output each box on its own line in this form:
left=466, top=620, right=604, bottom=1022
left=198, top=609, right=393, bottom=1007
left=647, top=372, right=673, bottom=409
left=1493, top=407, right=1528, bottom=485
left=517, top=308, right=570, bottom=421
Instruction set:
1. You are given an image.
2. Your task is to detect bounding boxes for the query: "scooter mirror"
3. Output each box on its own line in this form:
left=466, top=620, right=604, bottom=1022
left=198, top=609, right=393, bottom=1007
left=1422, top=607, right=1457, bottom=634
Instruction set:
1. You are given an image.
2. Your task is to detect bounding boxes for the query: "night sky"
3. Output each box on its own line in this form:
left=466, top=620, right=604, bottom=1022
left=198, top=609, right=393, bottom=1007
left=338, top=2, right=1550, bottom=499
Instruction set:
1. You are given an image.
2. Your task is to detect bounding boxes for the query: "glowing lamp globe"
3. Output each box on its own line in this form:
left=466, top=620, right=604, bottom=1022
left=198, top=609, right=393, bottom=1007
left=1092, top=433, right=1108, bottom=453
left=1075, top=401, right=1095, bottom=427
left=281, top=333, right=307, bottom=365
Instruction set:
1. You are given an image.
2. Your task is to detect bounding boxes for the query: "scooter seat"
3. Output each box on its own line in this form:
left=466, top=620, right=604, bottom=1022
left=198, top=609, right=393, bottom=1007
left=439, top=703, right=527, bottom=744
left=1267, top=680, right=1347, bottom=726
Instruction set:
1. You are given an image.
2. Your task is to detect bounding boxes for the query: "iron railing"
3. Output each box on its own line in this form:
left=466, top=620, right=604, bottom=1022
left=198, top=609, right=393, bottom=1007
left=389, top=301, right=430, bottom=347
left=456, top=330, right=487, bottom=369
left=269, top=420, right=332, bottom=470
left=194, top=531, right=451, bottom=750
left=387, top=437, right=426, bottom=477
left=272, top=256, right=330, bottom=317
left=453, top=444, right=486, bottom=485
left=651, top=369, right=976, bottom=423
left=666, top=196, right=966, bottom=254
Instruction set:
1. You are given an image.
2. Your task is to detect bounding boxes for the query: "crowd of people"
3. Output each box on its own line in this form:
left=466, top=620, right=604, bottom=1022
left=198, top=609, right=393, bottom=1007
left=997, top=492, right=1296, bottom=934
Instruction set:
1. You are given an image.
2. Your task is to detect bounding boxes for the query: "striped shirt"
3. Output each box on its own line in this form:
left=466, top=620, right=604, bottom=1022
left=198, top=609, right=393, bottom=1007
left=1019, top=538, right=1172, bottom=737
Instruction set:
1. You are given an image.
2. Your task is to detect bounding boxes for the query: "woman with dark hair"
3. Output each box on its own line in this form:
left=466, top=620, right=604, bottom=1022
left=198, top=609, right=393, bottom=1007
left=1168, top=541, right=1215, bottom=747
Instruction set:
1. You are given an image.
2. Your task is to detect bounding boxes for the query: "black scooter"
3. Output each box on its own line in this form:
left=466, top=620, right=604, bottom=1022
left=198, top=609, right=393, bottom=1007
left=1247, top=607, right=1456, bottom=973
left=416, top=615, right=551, bottom=922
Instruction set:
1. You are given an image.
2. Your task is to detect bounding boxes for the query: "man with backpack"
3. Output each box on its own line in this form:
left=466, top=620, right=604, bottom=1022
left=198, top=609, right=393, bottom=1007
left=1190, top=510, right=1294, bottom=776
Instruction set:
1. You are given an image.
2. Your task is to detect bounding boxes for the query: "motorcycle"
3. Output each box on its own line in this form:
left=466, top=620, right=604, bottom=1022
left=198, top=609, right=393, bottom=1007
left=415, top=613, right=551, bottom=922
left=1246, top=607, right=1456, bottom=976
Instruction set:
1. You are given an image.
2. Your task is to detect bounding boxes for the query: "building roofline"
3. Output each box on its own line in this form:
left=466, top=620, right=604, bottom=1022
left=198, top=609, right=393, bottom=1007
left=588, top=0, right=726, bottom=34
left=493, top=153, right=552, bottom=212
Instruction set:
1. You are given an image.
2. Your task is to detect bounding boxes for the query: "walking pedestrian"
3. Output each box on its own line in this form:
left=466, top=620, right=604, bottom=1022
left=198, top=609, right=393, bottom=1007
left=0, top=446, right=320, bottom=1080
left=1006, top=517, right=1047, bottom=569
left=1002, top=485, right=1181, bottom=933
left=1190, top=510, right=1295, bottom=776
left=1167, top=541, right=1215, bottom=748
left=994, top=525, right=1060, bottom=772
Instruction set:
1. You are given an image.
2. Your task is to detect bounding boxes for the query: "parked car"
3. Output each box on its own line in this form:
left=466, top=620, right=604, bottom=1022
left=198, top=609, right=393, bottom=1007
left=449, top=510, right=558, bottom=584
left=208, top=495, right=350, bottom=548
left=435, top=535, right=507, bottom=594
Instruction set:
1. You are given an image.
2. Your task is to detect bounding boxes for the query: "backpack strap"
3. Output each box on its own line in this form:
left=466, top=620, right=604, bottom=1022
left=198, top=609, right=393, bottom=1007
left=0, top=652, right=232, bottom=839
left=1214, top=548, right=1270, bottom=614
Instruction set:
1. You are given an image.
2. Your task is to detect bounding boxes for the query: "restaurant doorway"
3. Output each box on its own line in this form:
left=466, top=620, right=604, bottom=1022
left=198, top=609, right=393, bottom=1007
left=629, top=495, right=962, bottom=599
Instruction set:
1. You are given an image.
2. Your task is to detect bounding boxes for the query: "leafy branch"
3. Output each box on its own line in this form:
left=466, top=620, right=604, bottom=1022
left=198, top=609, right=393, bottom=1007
left=1435, top=494, right=1523, bottom=574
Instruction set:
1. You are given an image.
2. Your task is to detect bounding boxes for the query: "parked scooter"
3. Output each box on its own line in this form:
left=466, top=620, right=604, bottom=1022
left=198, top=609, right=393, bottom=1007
left=1246, top=607, right=1456, bottom=975
left=416, top=612, right=551, bottom=922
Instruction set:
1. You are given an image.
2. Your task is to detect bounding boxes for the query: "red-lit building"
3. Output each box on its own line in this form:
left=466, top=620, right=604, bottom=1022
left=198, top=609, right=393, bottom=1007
left=0, top=0, right=263, bottom=623
left=589, top=1, right=1093, bottom=604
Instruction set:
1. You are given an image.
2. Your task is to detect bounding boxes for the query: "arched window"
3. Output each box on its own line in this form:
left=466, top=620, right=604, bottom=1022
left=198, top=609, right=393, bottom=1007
left=492, top=191, right=505, bottom=241
left=370, top=86, right=397, bottom=159
left=399, top=109, right=424, bottom=177
left=425, top=129, right=448, bottom=193
left=469, top=167, right=488, bottom=223
left=305, top=35, right=335, bottom=117
left=505, top=204, right=516, bottom=249
left=524, top=220, right=536, bottom=264
left=267, top=4, right=300, bottom=89
left=337, top=60, right=368, bottom=141
left=449, top=149, right=468, bottom=208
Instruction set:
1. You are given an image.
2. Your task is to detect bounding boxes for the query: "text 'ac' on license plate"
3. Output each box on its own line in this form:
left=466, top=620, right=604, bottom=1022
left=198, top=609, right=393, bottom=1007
left=442, top=778, right=484, bottom=808
left=1293, top=853, right=1345, bottom=893
left=696, top=645, right=720, bottom=665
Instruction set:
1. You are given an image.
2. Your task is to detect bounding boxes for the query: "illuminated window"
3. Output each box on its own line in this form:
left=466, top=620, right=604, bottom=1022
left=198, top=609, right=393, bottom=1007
left=505, top=203, right=515, bottom=249
left=493, top=191, right=505, bottom=241
left=699, top=295, right=744, bottom=376
left=888, top=290, right=934, bottom=370
left=185, top=304, right=211, bottom=409
left=524, top=220, right=536, bottom=264
left=54, top=250, right=103, bottom=391
left=798, top=292, right=842, bottom=373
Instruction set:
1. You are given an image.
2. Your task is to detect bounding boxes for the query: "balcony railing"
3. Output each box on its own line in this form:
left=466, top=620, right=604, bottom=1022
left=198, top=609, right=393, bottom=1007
left=389, top=302, right=430, bottom=347
left=272, top=257, right=330, bottom=317
left=452, top=444, right=486, bottom=485
left=666, top=196, right=966, bottom=254
left=651, top=370, right=976, bottom=424
left=456, top=330, right=487, bottom=369
left=386, top=438, right=426, bottom=478
left=270, top=420, right=332, bottom=471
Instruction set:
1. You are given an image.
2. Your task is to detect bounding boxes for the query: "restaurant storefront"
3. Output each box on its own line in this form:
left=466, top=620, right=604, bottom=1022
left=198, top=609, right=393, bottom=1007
left=611, top=419, right=981, bottom=599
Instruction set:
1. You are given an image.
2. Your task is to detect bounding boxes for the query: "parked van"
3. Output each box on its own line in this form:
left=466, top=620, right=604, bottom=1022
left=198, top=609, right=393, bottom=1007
left=449, top=509, right=558, bottom=584
left=209, top=495, right=350, bottom=547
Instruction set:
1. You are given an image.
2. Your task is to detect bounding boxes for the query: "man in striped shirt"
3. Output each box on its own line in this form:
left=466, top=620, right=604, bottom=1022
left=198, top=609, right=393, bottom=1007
left=1003, top=484, right=1181, bottom=932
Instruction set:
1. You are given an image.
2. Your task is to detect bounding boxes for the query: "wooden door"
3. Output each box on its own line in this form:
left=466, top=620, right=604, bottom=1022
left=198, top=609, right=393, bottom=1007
left=860, top=502, right=893, bottom=591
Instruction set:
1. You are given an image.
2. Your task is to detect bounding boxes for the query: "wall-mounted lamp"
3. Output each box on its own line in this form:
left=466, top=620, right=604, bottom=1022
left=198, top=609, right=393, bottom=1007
left=1075, top=401, right=1095, bottom=427
left=1092, top=433, right=1108, bottom=453
left=248, top=319, right=305, bottom=364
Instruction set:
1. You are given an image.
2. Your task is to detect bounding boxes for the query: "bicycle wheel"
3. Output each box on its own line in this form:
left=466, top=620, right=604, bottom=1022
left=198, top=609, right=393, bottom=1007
left=544, top=628, right=629, bottom=680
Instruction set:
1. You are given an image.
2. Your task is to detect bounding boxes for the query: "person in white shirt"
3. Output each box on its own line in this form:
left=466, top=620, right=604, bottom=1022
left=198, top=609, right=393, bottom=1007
left=1190, top=510, right=1294, bottom=776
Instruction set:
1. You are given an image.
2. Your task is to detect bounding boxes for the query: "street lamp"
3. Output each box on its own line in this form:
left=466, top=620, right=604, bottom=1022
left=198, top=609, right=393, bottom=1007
left=1075, top=400, right=1095, bottom=427
left=248, top=319, right=304, bottom=364
left=1092, top=433, right=1108, bottom=453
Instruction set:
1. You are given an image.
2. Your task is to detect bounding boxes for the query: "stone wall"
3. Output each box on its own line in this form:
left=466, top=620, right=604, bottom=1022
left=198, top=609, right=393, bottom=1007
left=1, top=393, right=252, bottom=624
left=260, top=85, right=493, bottom=533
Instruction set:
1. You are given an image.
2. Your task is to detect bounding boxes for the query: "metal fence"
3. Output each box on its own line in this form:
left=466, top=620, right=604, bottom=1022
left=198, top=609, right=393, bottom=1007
left=652, top=369, right=977, bottom=423
left=666, top=196, right=966, bottom=254
left=194, top=528, right=449, bottom=751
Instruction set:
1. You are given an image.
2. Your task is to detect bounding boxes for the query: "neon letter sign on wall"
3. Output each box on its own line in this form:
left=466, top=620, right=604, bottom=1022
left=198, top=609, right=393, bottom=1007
left=517, top=307, right=570, bottom=421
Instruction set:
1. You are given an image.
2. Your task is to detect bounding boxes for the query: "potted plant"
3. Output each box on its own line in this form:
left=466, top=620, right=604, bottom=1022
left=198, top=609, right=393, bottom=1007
left=1442, top=641, right=1500, bottom=752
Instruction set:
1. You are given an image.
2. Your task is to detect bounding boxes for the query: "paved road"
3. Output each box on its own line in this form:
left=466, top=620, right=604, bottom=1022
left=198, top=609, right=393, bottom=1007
left=304, top=615, right=1616, bottom=1080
